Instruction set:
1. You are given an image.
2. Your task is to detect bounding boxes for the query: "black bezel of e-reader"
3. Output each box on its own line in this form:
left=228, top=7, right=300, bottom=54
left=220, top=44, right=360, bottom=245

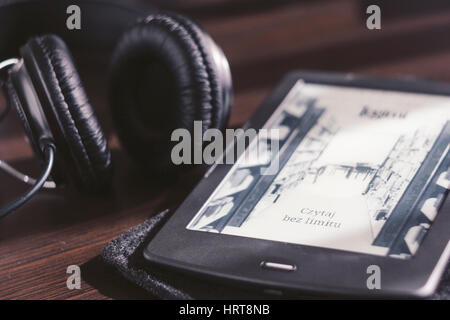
left=143, top=70, right=450, bottom=298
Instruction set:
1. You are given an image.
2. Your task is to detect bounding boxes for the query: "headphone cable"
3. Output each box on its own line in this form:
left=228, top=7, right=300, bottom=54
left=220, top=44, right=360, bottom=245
left=0, top=143, right=55, bottom=220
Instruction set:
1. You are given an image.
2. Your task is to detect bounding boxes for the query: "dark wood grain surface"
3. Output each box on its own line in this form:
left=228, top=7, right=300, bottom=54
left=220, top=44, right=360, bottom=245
left=1, top=0, right=450, bottom=299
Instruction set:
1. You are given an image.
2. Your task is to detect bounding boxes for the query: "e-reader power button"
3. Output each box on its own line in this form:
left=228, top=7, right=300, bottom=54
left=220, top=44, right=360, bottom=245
left=260, top=261, right=297, bottom=272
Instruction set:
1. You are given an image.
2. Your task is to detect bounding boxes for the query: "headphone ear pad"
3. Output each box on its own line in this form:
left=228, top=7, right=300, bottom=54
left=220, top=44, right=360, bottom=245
left=109, top=13, right=232, bottom=173
left=21, top=34, right=113, bottom=191
left=164, top=13, right=233, bottom=131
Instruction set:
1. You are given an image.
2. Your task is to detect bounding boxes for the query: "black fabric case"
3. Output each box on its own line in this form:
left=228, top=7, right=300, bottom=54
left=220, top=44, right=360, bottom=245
left=101, top=209, right=450, bottom=300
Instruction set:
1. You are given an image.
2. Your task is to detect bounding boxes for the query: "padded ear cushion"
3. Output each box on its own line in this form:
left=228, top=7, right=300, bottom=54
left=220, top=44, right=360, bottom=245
left=164, top=13, right=232, bottom=131
left=108, top=13, right=232, bottom=172
left=20, top=34, right=112, bottom=191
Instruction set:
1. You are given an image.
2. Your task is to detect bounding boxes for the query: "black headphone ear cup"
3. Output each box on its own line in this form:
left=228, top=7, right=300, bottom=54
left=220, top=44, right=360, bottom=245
left=20, top=34, right=113, bottom=191
left=164, top=13, right=233, bottom=131
left=108, top=13, right=232, bottom=172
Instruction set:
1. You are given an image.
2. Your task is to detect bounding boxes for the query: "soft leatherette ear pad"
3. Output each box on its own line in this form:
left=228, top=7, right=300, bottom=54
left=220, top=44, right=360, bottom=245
left=109, top=13, right=232, bottom=172
left=164, top=12, right=232, bottom=131
left=21, top=34, right=113, bottom=192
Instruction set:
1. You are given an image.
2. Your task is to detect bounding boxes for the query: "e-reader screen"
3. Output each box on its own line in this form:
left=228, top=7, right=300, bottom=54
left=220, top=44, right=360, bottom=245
left=187, top=81, right=450, bottom=259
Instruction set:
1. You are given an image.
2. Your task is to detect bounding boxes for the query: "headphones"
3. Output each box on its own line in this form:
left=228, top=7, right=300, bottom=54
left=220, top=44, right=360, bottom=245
left=0, top=8, right=232, bottom=219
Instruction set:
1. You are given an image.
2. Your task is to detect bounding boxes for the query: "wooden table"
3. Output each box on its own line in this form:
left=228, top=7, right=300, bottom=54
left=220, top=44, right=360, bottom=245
left=1, top=0, right=450, bottom=299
